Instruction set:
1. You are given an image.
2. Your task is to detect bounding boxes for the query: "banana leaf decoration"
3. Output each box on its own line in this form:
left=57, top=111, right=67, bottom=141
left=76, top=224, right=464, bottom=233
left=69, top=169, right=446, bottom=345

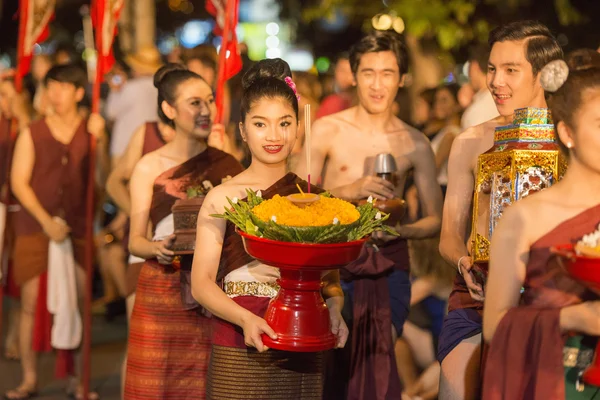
left=211, top=189, right=399, bottom=244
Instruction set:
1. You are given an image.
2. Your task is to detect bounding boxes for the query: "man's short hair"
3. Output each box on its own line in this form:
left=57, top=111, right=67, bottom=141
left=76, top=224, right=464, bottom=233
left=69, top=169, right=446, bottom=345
left=349, top=31, right=409, bottom=76
left=488, top=20, right=563, bottom=75
left=468, top=44, right=491, bottom=73
left=44, top=64, right=87, bottom=89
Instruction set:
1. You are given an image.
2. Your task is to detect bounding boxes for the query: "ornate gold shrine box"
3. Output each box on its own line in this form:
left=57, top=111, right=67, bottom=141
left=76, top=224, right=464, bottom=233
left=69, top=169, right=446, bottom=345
left=471, top=108, right=568, bottom=263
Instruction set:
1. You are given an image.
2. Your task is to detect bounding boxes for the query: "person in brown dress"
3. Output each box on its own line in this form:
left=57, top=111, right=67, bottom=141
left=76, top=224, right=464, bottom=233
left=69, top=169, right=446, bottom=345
left=0, top=71, right=33, bottom=362
left=7, top=64, right=108, bottom=400
left=104, top=120, right=174, bottom=397
left=124, top=63, right=243, bottom=399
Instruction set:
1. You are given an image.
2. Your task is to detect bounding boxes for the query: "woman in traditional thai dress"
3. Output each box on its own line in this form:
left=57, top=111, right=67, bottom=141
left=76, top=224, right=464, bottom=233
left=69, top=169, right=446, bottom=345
left=191, top=58, right=349, bottom=399
left=483, top=49, right=600, bottom=400
left=124, top=63, right=243, bottom=399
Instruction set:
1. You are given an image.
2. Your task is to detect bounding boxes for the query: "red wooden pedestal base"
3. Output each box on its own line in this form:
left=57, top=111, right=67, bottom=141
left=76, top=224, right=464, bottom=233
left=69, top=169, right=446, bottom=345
left=553, top=244, right=600, bottom=387
left=238, top=230, right=366, bottom=352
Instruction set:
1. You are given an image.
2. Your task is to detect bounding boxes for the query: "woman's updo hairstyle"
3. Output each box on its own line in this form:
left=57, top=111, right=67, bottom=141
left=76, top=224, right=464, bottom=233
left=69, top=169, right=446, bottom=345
left=542, top=49, right=600, bottom=130
left=240, top=58, right=299, bottom=121
left=154, top=63, right=206, bottom=127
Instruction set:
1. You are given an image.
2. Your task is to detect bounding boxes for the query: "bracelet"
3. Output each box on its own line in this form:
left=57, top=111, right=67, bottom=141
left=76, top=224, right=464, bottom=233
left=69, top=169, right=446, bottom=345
left=457, top=256, right=468, bottom=276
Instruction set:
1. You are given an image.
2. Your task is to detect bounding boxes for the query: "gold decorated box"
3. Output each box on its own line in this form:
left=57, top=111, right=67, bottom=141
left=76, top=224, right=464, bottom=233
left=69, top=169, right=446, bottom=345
left=471, top=108, right=568, bottom=263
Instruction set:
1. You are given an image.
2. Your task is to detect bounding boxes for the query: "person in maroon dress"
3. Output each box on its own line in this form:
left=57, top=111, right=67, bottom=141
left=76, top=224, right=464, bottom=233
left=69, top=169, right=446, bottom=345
left=483, top=49, right=600, bottom=400
left=104, top=120, right=174, bottom=397
left=191, top=58, right=348, bottom=399
left=0, top=71, right=33, bottom=362
left=124, top=63, right=243, bottom=399
left=7, top=64, right=108, bottom=400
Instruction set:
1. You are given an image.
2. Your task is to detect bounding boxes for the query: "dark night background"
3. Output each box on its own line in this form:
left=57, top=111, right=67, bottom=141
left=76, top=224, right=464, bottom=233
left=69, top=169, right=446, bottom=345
left=0, top=0, right=598, bottom=62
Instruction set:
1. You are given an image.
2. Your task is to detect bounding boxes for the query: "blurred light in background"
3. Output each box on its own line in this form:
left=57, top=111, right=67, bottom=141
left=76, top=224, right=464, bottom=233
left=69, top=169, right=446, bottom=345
left=443, top=72, right=456, bottom=83
left=462, top=61, right=470, bottom=79
left=266, top=35, right=280, bottom=49
left=0, top=55, right=11, bottom=69
left=242, top=0, right=280, bottom=22
left=179, top=20, right=212, bottom=48
left=241, top=21, right=290, bottom=61
left=236, top=25, right=246, bottom=42
left=286, top=49, right=314, bottom=71
left=316, top=57, right=331, bottom=73
left=158, top=35, right=179, bottom=55
left=266, top=22, right=280, bottom=36
left=372, top=14, right=393, bottom=31
left=266, top=48, right=282, bottom=58
left=392, top=17, right=405, bottom=34
left=169, top=0, right=194, bottom=13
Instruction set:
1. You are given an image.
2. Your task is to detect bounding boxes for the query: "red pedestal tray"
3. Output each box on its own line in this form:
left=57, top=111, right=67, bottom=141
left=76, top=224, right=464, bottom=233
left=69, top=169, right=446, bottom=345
left=237, top=230, right=367, bottom=352
left=552, top=244, right=600, bottom=386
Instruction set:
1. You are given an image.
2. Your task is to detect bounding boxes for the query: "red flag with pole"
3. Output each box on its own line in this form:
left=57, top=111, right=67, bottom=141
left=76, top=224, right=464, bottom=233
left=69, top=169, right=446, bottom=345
left=91, top=0, right=124, bottom=113
left=206, top=0, right=242, bottom=123
left=0, top=0, right=55, bottom=341
left=79, top=0, right=123, bottom=397
left=15, top=0, right=55, bottom=93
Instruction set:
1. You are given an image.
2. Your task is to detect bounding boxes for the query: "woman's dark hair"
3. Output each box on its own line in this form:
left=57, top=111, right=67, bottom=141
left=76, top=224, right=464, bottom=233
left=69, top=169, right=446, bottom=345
left=183, top=44, right=218, bottom=74
left=240, top=58, right=298, bottom=121
left=153, top=63, right=206, bottom=127
left=44, top=64, right=87, bottom=89
left=548, top=49, right=600, bottom=154
left=419, top=87, right=437, bottom=108
left=488, top=20, right=563, bottom=76
left=436, top=83, right=460, bottom=103
left=349, top=31, right=409, bottom=76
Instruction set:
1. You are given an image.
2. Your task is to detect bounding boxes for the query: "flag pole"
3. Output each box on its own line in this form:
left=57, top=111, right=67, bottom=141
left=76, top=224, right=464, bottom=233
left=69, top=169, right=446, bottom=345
left=215, top=0, right=235, bottom=125
left=82, top=3, right=99, bottom=396
left=0, top=0, right=30, bottom=339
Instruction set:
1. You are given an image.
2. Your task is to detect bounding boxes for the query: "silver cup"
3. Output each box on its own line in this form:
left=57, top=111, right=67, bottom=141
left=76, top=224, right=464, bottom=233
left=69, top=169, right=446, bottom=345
left=374, top=153, right=397, bottom=174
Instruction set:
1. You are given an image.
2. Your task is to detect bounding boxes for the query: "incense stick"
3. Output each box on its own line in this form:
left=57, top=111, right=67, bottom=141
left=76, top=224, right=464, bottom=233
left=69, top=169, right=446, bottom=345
left=305, top=104, right=311, bottom=193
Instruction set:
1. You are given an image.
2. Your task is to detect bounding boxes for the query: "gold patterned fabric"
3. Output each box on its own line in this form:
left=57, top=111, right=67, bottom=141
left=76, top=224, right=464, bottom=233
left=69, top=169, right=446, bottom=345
left=206, top=345, right=323, bottom=400
left=224, top=280, right=280, bottom=298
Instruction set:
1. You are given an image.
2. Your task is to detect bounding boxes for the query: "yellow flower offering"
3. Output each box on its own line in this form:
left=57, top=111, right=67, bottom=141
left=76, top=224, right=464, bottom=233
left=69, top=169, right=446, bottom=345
left=252, top=195, right=360, bottom=227
left=214, top=188, right=397, bottom=244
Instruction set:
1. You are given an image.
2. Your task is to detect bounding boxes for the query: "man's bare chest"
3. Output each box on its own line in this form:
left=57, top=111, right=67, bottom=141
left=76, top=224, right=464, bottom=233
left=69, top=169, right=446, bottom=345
left=325, top=135, right=413, bottom=180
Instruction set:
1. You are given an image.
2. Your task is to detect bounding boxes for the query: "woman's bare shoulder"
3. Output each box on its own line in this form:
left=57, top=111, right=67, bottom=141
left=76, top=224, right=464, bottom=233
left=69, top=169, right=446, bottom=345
left=203, top=175, right=251, bottom=213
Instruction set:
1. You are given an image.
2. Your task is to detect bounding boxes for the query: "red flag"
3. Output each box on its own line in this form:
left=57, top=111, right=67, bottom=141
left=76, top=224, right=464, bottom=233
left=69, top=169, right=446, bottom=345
left=206, top=0, right=242, bottom=80
left=91, top=0, right=124, bottom=79
left=16, top=0, right=55, bottom=90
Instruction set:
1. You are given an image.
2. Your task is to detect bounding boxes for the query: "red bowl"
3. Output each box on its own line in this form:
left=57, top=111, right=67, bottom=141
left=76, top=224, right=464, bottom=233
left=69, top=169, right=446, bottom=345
left=551, top=244, right=600, bottom=293
left=237, top=229, right=368, bottom=270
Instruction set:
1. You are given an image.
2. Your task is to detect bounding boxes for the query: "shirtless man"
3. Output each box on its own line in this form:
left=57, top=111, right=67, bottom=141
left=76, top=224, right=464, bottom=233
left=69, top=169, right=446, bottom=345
left=437, top=20, right=563, bottom=400
left=294, top=31, right=442, bottom=399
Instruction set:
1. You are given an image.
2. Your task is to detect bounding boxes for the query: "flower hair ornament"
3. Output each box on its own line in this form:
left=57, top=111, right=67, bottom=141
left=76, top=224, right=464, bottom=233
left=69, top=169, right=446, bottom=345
left=540, top=59, right=569, bottom=93
left=284, top=76, right=300, bottom=101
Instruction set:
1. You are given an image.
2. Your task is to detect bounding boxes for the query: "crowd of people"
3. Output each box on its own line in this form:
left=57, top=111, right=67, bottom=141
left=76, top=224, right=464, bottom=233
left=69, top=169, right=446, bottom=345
left=0, top=16, right=599, bottom=400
